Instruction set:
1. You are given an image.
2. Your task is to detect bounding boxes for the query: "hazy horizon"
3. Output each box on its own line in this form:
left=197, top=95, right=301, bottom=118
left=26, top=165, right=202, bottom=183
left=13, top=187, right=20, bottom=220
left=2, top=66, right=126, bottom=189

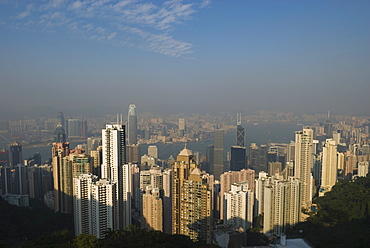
left=1, top=1, right=370, bottom=117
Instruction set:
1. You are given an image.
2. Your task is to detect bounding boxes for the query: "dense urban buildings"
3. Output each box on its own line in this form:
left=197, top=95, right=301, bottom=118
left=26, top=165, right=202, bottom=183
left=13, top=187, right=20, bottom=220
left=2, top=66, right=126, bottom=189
left=1, top=110, right=370, bottom=246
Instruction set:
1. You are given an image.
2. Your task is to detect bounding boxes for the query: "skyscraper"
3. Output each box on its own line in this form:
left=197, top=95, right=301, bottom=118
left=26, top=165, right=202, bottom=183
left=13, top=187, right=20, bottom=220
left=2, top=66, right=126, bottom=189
left=73, top=174, right=118, bottom=239
left=294, top=128, right=314, bottom=214
left=319, top=139, right=337, bottom=196
left=230, top=146, right=246, bottom=171
left=142, top=186, right=163, bottom=231
left=101, top=124, right=131, bottom=229
left=172, top=147, right=212, bottom=244
left=224, top=181, right=254, bottom=231
left=9, top=141, right=22, bottom=167
left=58, top=111, right=65, bottom=128
left=263, top=177, right=301, bottom=236
left=236, top=113, right=245, bottom=147
left=54, top=125, right=66, bottom=143
left=213, top=129, right=224, bottom=180
left=128, top=104, right=138, bottom=145
left=52, top=142, right=72, bottom=213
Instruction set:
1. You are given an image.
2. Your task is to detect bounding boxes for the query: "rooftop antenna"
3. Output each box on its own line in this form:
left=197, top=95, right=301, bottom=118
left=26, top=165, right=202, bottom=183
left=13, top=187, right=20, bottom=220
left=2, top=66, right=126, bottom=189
left=328, top=111, right=330, bottom=121
left=120, top=114, right=123, bottom=125
left=117, top=114, right=119, bottom=125
left=237, top=113, right=242, bottom=125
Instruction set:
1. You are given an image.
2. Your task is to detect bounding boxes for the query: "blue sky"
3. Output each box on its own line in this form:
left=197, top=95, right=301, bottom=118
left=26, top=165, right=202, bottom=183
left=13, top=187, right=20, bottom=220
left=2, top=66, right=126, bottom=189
left=1, top=0, right=370, bottom=116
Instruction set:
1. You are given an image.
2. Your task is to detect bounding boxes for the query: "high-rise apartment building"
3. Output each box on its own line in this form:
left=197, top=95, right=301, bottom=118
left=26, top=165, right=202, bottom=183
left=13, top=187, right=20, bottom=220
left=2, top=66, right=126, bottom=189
left=219, top=169, right=255, bottom=220
left=263, top=177, right=301, bottom=237
left=214, top=129, right=224, bottom=180
left=319, top=139, right=338, bottom=196
left=101, top=124, right=130, bottom=229
left=294, top=128, right=314, bottom=214
left=172, top=147, right=212, bottom=244
left=224, top=181, right=254, bottom=231
left=73, top=174, right=118, bottom=239
left=142, top=186, right=163, bottom=231
left=128, top=104, right=138, bottom=145
left=52, top=142, right=72, bottom=213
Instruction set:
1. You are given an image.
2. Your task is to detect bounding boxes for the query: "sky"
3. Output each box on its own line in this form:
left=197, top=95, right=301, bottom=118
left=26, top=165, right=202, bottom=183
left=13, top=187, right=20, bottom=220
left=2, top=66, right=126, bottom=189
left=1, top=0, right=370, bottom=117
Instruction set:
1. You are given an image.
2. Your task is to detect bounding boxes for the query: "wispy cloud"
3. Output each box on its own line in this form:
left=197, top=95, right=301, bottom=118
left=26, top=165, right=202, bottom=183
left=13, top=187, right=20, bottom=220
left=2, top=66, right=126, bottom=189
left=1, top=0, right=210, bottom=57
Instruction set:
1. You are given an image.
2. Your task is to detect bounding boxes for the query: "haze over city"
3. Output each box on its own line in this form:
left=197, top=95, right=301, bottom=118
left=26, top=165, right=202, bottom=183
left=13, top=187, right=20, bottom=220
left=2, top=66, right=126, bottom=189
left=1, top=0, right=370, bottom=117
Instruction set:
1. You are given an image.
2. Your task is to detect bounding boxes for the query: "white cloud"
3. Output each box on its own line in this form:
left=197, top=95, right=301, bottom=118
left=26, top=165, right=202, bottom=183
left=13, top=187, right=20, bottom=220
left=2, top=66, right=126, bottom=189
left=17, top=11, right=30, bottom=19
left=2, top=0, right=210, bottom=57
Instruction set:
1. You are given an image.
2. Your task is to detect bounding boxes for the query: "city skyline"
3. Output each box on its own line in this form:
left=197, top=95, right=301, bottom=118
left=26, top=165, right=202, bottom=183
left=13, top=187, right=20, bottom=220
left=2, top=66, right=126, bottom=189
left=1, top=1, right=370, bottom=116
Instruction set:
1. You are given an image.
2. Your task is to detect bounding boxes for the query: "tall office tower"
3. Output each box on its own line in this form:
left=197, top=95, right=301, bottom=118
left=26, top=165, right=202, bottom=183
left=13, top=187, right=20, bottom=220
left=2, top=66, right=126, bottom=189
left=224, top=181, right=254, bottom=231
left=0, top=149, right=9, bottom=166
left=218, top=169, right=255, bottom=220
left=259, top=145, right=268, bottom=172
left=294, top=128, right=314, bottom=214
left=128, top=104, right=138, bottom=145
left=263, top=177, right=301, bottom=237
left=58, top=112, right=65, bottom=128
left=127, top=144, right=140, bottom=164
left=172, top=147, right=212, bottom=244
left=90, top=146, right=102, bottom=178
left=33, top=152, right=41, bottom=166
left=54, top=126, right=66, bottom=143
left=249, top=143, right=259, bottom=169
left=213, top=129, right=224, bottom=180
left=74, top=174, right=98, bottom=236
left=142, top=186, right=163, bottom=231
left=230, top=146, right=246, bottom=171
left=80, top=118, right=87, bottom=138
left=148, top=145, right=158, bottom=159
left=66, top=119, right=81, bottom=138
left=358, top=161, right=369, bottom=177
left=87, top=137, right=101, bottom=155
left=236, top=113, right=245, bottom=147
left=324, top=111, right=333, bottom=137
left=178, top=118, right=186, bottom=137
left=9, top=141, right=22, bottom=167
left=162, top=168, right=172, bottom=233
left=287, top=141, right=295, bottom=163
left=52, top=142, right=72, bottom=213
left=319, top=139, right=338, bottom=196
left=205, top=144, right=214, bottom=174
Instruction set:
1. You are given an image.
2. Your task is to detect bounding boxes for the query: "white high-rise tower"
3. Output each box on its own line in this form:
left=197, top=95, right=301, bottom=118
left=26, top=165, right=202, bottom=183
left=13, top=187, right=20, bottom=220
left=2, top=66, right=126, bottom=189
left=320, top=139, right=337, bottom=196
left=101, top=124, right=131, bottom=229
left=294, top=128, right=314, bottom=215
